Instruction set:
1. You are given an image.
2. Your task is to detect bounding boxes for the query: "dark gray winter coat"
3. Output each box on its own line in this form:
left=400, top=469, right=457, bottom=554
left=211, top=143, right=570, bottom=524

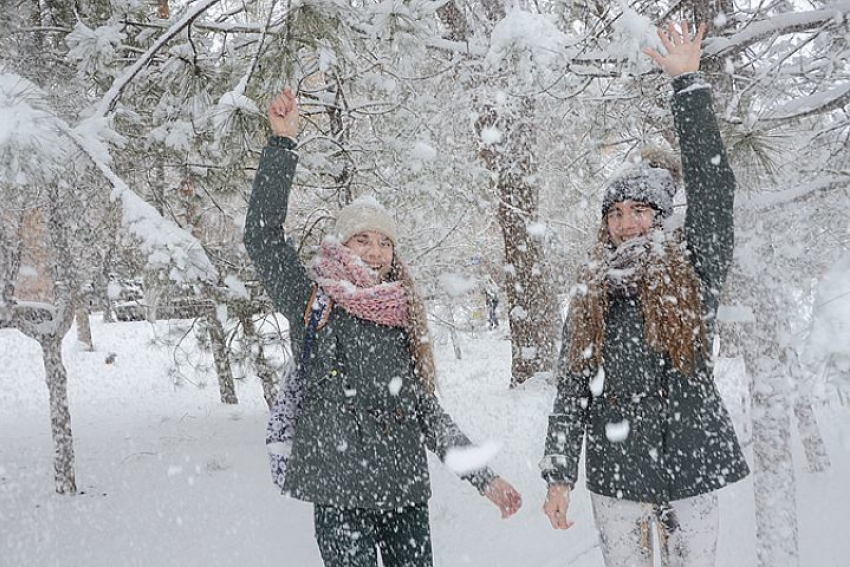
left=541, top=73, right=750, bottom=504
left=245, top=137, right=494, bottom=509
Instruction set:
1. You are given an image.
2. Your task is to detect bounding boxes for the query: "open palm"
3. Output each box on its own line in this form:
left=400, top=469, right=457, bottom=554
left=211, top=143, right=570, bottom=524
left=643, top=21, right=706, bottom=77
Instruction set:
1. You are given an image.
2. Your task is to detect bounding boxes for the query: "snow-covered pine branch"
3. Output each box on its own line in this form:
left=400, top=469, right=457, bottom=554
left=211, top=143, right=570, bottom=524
left=0, top=71, right=217, bottom=285
left=120, top=4, right=486, bottom=57
left=95, top=0, right=225, bottom=117
left=60, top=119, right=217, bottom=284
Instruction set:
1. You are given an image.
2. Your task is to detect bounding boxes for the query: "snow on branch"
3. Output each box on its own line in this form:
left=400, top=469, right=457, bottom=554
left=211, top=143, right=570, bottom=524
left=0, top=74, right=67, bottom=185
left=95, top=0, right=224, bottom=117
left=0, top=294, right=73, bottom=339
left=120, top=18, right=270, bottom=35
left=1, top=71, right=216, bottom=285
left=207, top=0, right=279, bottom=136
left=60, top=122, right=217, bottom=284
left=43, top=3, right=229, bottom=284
left=766, top=83, right=850, bottom=122
left=485, top=8, right=571, bottom=84
left=705, top=1, right=850, bottom=59
left=237, top=0, right=279, bottom=96
left=0, top=300, right=55, bottom=335
left=739, top=175, right=850, bottom=212
left=122, top=6, right=485, bottom=58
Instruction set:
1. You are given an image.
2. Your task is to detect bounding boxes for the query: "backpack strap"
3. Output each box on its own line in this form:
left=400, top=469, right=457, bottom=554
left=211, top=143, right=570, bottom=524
left=299, top=284, right=333, bottom=381
left=302, top=284, right=333, bottom=331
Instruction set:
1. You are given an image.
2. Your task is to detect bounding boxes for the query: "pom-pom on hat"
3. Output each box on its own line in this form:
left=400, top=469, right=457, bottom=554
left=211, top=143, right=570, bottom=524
left=332, top=196, right=398, bottom=244
left=601, top=146, right=681, bottom=218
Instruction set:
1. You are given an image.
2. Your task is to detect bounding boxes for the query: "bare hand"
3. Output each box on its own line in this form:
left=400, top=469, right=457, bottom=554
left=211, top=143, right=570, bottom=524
left=268, top=87, right=299, bottom=138
left=643, top=21, right=706, bottom=78
left=543, top=484, right=574, bottom=530
left=484, top=477, right=523, bottom=519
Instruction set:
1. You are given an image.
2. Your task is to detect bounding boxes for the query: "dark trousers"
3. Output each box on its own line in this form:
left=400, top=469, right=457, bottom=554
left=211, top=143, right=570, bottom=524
left=314, top=503, right=433, bottom=567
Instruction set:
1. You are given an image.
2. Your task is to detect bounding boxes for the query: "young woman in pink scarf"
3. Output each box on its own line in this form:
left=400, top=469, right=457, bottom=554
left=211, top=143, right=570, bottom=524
left=245, top=88, right=522, bottom=567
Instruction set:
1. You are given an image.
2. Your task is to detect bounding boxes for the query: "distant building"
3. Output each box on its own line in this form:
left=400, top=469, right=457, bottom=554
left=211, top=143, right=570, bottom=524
left=15, top=208, right=53, bottom=303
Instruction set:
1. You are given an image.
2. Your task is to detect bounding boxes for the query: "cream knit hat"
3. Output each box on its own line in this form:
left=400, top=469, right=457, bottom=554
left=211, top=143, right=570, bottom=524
left=332, top=196, right=398, bottom=244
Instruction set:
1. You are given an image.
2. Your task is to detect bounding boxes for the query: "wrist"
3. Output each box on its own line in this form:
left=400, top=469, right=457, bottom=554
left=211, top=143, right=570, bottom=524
left=672, top=71, right=708, bottom=94
left=465, top=467, right=497, bottom=495
left=271, top=129, right=297, bottom=138
left=269, top=135, right=297, bottom=150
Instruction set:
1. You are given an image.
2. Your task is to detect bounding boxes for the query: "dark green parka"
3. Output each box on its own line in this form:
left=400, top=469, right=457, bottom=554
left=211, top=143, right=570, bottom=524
left=541, top=73, right=750, bottom=504
left=245, top=137, right=494, bottom=510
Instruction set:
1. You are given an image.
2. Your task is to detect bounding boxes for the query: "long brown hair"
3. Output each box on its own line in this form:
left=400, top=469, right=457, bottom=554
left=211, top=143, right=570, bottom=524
left=390, top=256, right=437, bottom=396
left=567, top=222, right=709, bottom=377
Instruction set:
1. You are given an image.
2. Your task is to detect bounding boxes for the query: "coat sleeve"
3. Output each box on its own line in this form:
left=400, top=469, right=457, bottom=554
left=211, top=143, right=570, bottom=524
left=244, top=136, right=314, bottom=325
left=540, top=315, right=591, bottom=488
left=672, top=72, right=737, bottom=313
left=415, top=381, right=497, bottom=494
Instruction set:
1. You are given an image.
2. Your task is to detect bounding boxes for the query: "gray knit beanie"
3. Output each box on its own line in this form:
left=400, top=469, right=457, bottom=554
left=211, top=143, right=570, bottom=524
left=601, top=162, right=677, bottom=218
left=332, top=196, right=398, bottom=244
left=601, top=146, right=682, bottom=219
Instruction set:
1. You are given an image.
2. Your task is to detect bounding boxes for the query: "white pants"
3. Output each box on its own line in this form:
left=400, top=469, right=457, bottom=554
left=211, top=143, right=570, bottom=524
left=590, top=492, right=719, bottom=567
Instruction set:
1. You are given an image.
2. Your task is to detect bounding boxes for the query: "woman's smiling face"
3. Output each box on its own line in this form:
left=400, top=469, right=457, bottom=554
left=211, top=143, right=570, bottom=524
left=606, top=200, right=655, bottom=246
left=344, top=231, right=394, bottom=279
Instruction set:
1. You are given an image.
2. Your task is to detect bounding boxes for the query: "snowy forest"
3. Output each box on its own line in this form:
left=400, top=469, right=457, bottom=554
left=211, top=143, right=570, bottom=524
left=1, top=0, right=849, bottom=566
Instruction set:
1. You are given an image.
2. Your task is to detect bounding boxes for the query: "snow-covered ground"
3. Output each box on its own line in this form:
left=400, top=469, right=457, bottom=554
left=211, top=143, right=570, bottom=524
left=1, top=317, right=848, bottom=566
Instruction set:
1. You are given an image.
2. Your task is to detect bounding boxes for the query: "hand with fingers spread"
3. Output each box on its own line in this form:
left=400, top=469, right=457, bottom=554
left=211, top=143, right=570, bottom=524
left=484, top=477, right=523, bottom=519
left=643, top=20, right=706, bottom=78
left=543, top=483, right=575, bottom=530
left=268, top=87, right=300, bottom=139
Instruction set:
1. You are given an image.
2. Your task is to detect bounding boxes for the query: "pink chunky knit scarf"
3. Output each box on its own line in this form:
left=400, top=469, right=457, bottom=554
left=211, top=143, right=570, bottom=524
left=310, top=241, right=409, bottom=328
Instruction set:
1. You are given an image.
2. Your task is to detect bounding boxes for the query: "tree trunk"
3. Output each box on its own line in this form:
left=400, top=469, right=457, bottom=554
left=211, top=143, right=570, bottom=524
left=683, top=0, right=736, bottom=91
left=75, top=281, right=94, bottom=349
left=436, top=1, right=558, bottom=386
left=326, top=73, right=354, bottom=207
left=746, top=348, right=800, bottom=567
left=794, top=396, right=830, bottom=473
left=75, top=306, right=93, bottom=350
left=144, top=281, right=162, bottom=323
left=101, top=278, right=114, bottom=323
left=41, top=335, right=77, bottom=495
left=206, top=307, right=238, bottom=404
left=477, top=99, right=558, bottom=387
left=446, top=303, right=462, bottom=361
left=239, top=312, right=277, bottom=410
left=100, top=201, right=120, bottom=323
left=725, top=257, right=802, bottom=567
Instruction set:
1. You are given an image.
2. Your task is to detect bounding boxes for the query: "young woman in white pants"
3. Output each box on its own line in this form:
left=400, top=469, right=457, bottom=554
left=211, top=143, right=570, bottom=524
left=540, top=20, right=749, bottom=567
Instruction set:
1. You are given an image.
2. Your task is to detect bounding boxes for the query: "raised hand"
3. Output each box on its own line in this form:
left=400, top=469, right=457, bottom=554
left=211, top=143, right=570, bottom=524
left=268, top=87, right=299, bottom=138
left=543, top=484, right=575, bottom=530
left=643, top=20, right=706, bottom=78
left=484, top=477, right=523, bottom=519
